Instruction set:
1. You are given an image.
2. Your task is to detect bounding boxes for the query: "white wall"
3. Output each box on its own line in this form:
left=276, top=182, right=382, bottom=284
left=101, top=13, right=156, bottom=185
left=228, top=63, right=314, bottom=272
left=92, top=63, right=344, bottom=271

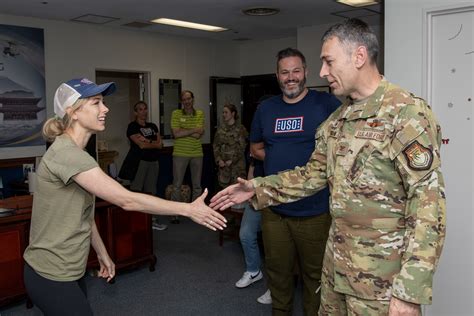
left=0, top=13, right=240, bottom=145
left=385, top=0, right=472, bottom=96
left=239, top=37, right=296, bottom=76
left=298, top=23, right=336, bottom=87
left=386, top=1, right=473, bottom=316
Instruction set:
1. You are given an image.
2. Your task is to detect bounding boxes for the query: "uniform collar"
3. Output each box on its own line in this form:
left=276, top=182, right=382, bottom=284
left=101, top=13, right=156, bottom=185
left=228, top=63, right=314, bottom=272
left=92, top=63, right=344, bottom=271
left=341, top=77, right=388, bottom=121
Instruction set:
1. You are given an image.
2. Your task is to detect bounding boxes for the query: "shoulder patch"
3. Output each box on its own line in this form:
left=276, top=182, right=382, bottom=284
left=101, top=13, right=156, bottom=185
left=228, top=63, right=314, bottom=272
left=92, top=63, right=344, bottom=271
left=403, top=140, right=433, bottom=170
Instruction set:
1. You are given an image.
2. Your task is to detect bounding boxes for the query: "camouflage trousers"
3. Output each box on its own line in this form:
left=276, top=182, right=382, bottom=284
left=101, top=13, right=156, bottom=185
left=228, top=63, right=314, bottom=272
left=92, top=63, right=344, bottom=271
left=318, top=228, right=389, bottom=316
left=217, top=160, right=246, bottom=188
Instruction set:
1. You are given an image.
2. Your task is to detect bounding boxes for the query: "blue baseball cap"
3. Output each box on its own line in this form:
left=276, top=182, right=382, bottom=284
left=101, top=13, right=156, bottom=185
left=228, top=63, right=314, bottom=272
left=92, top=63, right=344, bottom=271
left=54, top=78, right=116, bottom=118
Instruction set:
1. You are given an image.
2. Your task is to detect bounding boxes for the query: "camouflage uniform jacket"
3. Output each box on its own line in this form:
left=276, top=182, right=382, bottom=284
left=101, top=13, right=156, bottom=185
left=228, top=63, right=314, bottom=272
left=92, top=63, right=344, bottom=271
left=213, top=122, right=248, bottom=185
left=251, top=78, right=446, bottom=304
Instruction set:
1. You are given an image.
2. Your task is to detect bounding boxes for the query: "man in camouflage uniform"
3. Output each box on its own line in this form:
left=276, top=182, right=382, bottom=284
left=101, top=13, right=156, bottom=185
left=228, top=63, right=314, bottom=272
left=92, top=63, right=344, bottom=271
left=211, top=18, right=446, bottom=316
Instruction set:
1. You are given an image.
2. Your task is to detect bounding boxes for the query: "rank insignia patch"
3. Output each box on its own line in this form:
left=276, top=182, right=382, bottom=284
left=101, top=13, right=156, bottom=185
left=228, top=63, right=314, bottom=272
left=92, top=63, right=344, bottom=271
left=403, top=140, right=433, bottom=170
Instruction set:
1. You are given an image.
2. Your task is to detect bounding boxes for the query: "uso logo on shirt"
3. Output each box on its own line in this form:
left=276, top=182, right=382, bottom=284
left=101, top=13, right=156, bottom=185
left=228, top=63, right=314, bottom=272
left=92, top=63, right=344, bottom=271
left=274, top=116, right=304, bottom=133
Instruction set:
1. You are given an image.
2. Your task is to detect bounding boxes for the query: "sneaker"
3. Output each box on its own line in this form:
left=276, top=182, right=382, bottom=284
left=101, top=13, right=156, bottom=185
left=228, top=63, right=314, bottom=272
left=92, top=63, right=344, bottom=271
left=235, top=270, right=263, bottom=288
left=257, top=289, right=272, bottom=304
left=152, top=222, right=168, bottom=231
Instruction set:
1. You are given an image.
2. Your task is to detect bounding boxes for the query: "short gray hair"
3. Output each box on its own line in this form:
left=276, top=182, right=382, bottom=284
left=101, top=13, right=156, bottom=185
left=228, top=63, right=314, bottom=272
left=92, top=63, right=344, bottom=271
left=322, top=18, right=379, bottom=65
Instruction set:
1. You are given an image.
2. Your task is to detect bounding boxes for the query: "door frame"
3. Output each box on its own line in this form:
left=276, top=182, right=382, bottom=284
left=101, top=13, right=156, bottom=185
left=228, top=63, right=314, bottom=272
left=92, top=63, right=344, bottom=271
left=209, top=76, right=241, bottom=142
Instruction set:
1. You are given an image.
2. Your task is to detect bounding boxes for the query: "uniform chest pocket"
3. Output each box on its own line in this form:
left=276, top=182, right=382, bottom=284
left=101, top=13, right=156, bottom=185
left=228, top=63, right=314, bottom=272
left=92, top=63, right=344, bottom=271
left=347, top=142, right=378, bottom=184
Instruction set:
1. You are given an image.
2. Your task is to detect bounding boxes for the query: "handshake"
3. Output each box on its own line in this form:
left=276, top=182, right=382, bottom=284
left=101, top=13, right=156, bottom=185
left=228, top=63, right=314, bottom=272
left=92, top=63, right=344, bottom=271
left=191, top=178, right=256, bottom=231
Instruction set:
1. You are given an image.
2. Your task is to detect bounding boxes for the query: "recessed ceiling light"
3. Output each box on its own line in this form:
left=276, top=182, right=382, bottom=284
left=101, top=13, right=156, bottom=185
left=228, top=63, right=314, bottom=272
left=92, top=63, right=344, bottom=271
left=150, top=18, right=227, bottom=32
left=336, top=0, right=379, bottom=7
left=242, top=7, right=280, bottom=16
left=71, top=14, right=119, bottom=24
left=331, top=8, right=380, bottom=19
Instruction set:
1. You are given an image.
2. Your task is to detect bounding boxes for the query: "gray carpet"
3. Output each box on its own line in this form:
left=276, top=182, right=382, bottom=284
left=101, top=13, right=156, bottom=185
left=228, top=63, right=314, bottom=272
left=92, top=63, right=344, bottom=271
left=1, top=217, right=304, bottom=316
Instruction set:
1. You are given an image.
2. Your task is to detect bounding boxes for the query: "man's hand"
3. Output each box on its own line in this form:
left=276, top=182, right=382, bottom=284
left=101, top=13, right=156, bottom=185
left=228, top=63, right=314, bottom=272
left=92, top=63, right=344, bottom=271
left=209, top=177, right=255, bottom=210
left=389, top=297, right=421, bottom=316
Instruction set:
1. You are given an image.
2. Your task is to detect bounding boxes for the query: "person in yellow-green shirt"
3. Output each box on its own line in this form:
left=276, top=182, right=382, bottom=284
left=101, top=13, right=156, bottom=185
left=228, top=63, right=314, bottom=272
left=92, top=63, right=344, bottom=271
left=170, top=90, right=205, bottom=223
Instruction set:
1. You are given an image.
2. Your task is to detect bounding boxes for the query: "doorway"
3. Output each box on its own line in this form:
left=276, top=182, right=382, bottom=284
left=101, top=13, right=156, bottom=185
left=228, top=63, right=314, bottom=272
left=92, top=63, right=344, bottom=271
left=424, top=5, right=473, bottom=316
left=95, top=70, right=150, bottom=173
left=209, top=77, right=242, bottom=142
left=241, top=74, right=281, bottom=132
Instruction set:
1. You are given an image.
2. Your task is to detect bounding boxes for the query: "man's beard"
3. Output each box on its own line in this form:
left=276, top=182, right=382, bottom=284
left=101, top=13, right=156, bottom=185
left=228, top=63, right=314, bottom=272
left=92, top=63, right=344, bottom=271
left=279, top=76, right=306, bottom=100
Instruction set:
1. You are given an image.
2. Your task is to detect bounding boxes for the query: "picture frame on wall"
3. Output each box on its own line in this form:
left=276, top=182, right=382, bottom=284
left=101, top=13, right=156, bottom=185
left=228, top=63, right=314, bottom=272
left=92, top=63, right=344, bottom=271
left=0, top=23, right=46, bottom=159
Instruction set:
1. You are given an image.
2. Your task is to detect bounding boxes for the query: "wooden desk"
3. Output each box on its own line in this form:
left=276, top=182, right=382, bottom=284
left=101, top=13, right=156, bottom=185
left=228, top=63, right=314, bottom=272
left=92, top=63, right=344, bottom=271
left=0, top=195, right=156, bottom=308
left=0, top=195, right=33, bottom=307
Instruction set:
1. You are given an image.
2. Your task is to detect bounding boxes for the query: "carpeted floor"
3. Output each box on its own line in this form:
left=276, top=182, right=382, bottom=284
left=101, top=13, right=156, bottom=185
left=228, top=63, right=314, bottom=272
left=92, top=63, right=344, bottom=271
left=1, top=216, right=304, bottom=316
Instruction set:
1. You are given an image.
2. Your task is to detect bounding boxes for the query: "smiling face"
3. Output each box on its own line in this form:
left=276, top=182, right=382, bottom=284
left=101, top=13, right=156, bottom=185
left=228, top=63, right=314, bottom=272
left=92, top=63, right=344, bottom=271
left=319, top=36, right=357, bottom=97
left=181, top=91, right=194, bottom=113
left=276, top=56, right=307, bottom=102
left=72, top=95, right=109, bottom=132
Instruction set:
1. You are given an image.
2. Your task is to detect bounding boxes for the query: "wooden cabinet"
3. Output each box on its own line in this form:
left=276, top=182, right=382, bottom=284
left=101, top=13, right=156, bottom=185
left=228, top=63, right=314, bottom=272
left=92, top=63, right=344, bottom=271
left=97, top=150, right=118, bottom=174
left=87, top=202, right=156, bottom=272
left=0, top=196, right=156, bottom=308
left=0, top=221, right=29, bottom=306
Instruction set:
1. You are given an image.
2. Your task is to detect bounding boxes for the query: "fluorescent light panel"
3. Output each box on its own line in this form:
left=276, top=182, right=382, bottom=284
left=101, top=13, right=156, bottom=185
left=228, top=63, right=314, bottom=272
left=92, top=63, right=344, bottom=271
left=336, top=0, right=379, bottom=7
left=150, top=18, right=227, bottom=32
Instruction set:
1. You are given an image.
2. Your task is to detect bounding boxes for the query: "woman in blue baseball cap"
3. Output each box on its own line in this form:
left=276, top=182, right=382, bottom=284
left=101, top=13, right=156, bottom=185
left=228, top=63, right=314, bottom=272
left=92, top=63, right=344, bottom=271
left=23, top=78, right=227, bottom=315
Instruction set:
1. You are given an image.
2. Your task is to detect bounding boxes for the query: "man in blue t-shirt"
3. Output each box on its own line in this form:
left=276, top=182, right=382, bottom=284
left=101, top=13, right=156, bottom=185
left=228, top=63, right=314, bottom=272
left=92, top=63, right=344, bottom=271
left=249, top=47, right=340, bottom=315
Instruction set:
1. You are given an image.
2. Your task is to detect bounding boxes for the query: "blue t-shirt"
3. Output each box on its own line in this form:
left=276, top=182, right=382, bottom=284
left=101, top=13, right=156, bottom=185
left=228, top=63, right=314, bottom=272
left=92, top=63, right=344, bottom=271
left=250, top=89, right=340, bottom=217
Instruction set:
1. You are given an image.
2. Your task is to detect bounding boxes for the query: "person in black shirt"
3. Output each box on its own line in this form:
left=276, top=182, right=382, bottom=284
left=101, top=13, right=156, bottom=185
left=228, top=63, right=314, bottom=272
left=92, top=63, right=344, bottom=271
left=119, top=101, right=167, bottom=230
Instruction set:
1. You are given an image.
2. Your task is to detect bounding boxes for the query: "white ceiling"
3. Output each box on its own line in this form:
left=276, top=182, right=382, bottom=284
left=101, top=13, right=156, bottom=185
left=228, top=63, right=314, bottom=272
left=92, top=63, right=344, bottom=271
left=0, top=0, right=383, bottom=41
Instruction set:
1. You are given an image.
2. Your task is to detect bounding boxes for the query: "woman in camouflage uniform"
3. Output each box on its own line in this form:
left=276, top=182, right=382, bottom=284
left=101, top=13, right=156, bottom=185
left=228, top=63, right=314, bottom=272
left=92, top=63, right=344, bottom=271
left=213, top=104, right=248, bottom=188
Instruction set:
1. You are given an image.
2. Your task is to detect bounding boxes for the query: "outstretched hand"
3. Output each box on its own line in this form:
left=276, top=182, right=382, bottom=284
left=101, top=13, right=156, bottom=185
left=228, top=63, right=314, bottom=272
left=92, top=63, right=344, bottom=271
left=209, top=177, right=255, bottom=210
left=188, top=189, right=227, bottom=231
